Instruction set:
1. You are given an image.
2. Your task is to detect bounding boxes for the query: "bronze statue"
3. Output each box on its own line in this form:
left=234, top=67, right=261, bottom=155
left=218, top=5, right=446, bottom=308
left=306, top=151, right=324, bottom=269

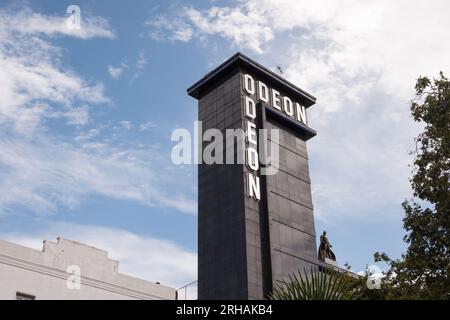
left=318, top=231, right=336, bottom=262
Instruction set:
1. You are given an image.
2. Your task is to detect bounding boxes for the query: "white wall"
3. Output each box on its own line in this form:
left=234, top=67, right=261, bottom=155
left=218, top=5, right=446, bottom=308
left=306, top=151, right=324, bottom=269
left=0, top=238, right=176, bottom=300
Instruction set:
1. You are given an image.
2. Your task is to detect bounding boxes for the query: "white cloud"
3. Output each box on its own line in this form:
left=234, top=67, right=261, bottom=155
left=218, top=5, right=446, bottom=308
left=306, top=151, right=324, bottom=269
left=173, top=27, right=194, bottom=42
left=357, top=264, right=384, bottom=278
left=0, top=223, right=197, bottom=288
left=108, top=63, right=127, bottom=79
left=137, top=51, right=147, bottom=70
left=357, top=264, right=385, bottom=290
left=0, top=7, right=196, bottom=216
left=150, top=0, right=450, bottom=100
left=149, top=0, right=450, bottom=221
left=0, top=7, right=115, bottom=40
left=74, top=128, right=101, bottom=142
left=0, top=8, right=110, bottom=136
left=118, top=120, right=132, bottom=130
left=51, top=105, right=90, bottom=126
left=145, top=15, right=193, bottom=42
left=0, top=134, right=196, bottom=215
left=130, top=51, right=148, bottom=82
left=146, top=6, right=273, bottom=53
left=140, top=121, right=157, bottom=131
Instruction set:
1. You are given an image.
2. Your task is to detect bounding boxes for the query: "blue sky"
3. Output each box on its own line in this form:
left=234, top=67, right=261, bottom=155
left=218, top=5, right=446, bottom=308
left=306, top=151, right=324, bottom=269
left=1, top=0, right=449, bottom=289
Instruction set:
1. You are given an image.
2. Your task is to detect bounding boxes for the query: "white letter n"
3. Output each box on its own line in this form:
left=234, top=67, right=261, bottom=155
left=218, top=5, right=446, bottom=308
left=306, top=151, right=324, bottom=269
left=247, top=173, right=260, bottom=200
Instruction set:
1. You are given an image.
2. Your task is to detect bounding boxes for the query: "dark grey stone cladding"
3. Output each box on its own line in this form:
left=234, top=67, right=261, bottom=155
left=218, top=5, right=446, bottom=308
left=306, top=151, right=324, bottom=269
left=197, top=66, right=317, bottom=300
left=264, top=118, right=318, bottom=287
left=197, top=70, right=248, bottom=299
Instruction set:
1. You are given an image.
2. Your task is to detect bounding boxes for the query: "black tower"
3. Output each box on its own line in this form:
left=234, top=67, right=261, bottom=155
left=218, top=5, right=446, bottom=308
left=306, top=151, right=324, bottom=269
left=188, top=53, right=318, bottom=299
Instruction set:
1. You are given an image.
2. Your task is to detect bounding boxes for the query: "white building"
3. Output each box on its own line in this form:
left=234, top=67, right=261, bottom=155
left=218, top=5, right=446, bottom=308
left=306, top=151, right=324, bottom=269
left=0, top=237, right=176, bottom=300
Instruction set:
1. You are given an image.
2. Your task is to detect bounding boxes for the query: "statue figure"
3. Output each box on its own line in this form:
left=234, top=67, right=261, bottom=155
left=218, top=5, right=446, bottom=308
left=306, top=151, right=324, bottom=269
left=318, top=231, right=336, bottom=262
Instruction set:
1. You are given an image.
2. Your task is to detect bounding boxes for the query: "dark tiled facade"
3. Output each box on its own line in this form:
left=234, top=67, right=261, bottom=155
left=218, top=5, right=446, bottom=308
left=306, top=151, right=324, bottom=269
left=197, top=72, right=248, bottom=299
left=190, top=53, right=319, bottom=300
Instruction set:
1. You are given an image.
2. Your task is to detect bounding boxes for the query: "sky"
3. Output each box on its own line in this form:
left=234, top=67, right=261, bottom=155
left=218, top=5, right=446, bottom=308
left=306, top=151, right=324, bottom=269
left=0, top=0, right=449, bottom=291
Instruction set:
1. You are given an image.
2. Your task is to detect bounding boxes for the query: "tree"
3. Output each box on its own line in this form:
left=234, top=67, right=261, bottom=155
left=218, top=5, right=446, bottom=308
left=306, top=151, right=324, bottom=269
left=375, top=72, right=450, bottom=299
left=270, top=267, right=361, bottom=300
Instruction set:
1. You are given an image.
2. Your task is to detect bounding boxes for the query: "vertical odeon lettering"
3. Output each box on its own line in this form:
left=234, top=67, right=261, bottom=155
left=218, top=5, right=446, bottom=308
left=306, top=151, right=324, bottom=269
left=243, top=74, right=255, bottom=95
left=243, top=77, right=261, bottom=200
left=242, top=73, right=310, bottom=201
left=245, top=96, right=256, bottom=120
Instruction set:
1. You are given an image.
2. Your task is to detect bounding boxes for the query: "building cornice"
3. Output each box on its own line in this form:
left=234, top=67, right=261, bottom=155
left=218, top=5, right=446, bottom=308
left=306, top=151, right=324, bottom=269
left=187, top=52, right=317, bottom=107
left=0, top=251, right=172, bottom=300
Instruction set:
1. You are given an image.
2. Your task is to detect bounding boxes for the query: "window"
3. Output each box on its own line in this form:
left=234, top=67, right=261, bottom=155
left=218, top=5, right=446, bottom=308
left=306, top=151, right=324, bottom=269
left=16, top=292, right=35, bottom=300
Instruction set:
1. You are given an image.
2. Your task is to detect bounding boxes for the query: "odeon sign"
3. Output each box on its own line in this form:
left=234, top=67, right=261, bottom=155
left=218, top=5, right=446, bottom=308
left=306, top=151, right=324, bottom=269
left=242, top=74, right=308, bottom=202
left=242, top=74, right=308, bottom=126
